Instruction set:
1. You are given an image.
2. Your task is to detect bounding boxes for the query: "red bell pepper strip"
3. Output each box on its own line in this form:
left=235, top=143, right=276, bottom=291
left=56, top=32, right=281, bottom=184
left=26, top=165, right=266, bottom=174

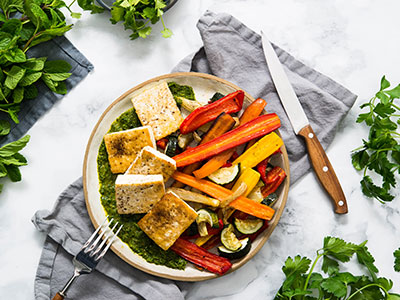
left=180, top=90, right=244, bottom=134
left=261, top=167, right=286, bottom=197
left=173, top=113, right=281, bottom=168
left=170, top=238, right=232, bottom=275
left=256, top=158, right=271, bottom=185
left=156, top=138, right=168, bottom=150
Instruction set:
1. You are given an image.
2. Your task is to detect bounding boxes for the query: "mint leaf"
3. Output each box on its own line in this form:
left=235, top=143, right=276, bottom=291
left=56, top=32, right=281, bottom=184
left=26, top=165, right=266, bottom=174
left=5, top=65, right=25, bottom=89
left=0, top=120, right=10, bottom=136
left=0, top=134, right=30, bottom=157
left=5, top=164, right=21, bottom=181
left=19, top=72, right=42, bottom=86
left=43, top=60, right=72, bottom=73
left=12, top=86, right=24, bottom=103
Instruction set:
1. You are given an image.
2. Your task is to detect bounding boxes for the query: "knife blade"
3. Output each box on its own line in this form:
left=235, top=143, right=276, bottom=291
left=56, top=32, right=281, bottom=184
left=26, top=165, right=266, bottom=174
left=261, top=31, right=348, bottom=214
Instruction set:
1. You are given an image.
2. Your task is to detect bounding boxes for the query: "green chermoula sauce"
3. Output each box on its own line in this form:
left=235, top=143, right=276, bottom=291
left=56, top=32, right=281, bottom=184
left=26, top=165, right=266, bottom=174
left=97, top=107, right=187, bottom=270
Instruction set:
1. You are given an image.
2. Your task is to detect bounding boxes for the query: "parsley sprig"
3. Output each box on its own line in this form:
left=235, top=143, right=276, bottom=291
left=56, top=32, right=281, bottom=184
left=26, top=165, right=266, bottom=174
left=275, top=236, right=400, bottom=300
left=351, top=76, right=400, bottom=203
left=78, top=0, right=172, bottom=39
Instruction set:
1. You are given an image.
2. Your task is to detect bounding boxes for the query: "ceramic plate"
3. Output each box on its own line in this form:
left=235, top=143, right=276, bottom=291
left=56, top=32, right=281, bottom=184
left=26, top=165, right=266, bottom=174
left=83, top=72, right=290, bottom=281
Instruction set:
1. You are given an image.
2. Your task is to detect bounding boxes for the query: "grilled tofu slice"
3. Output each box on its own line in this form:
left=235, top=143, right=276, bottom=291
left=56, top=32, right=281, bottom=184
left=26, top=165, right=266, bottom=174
left=104, top=126, right=156, bottom=174
left=131, top=82, right=184, bottom=140
left=125, top=146, right=176, bottom=181
left=115, top=174, right=165, bottom=214
left=138, top=192, right=198, bottom=250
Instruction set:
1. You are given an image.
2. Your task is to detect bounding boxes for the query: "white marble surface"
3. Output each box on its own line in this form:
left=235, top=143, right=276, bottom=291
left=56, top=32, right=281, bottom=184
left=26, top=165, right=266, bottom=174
left=1, top=0, right=400, bottom=299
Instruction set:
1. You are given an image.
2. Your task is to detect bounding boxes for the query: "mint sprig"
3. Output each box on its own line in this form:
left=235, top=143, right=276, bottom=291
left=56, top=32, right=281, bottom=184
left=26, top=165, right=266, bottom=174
left=275, top=237, right=400, bottom=300
left=0, top=134, right=29, bottom=193
left=351, top=76, right=400, bottom=203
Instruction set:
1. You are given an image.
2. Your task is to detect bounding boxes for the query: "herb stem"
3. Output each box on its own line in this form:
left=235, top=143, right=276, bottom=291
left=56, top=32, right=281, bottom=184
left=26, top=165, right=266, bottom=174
left=302, top=252, right=324, bottom=296
left=346, top=283, right=388, bottom=300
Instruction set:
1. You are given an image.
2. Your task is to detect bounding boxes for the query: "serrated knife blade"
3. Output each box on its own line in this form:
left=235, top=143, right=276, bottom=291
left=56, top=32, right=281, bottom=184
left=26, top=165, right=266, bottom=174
left=261, top=31, right=348, bottom=214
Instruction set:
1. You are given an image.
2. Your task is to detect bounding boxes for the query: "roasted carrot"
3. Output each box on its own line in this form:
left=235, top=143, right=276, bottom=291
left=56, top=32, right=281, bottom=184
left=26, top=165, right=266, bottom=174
left=172, top=113, right=236, bottom=188
left=192, top=98, right=267, bottom=178
left=171, top=172, right=275, bottom=220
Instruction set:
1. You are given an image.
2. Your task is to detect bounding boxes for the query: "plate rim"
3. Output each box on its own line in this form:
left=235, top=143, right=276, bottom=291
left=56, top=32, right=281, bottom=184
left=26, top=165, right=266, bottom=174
left=83, top=72, right=290, bottom=281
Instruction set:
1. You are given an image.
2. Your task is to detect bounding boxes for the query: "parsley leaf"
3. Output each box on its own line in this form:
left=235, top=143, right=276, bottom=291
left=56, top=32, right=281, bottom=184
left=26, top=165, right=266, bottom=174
left=79, top=0, right=173, bottom=40
left=394, top=248, right=400, bottom=272
left=274, top=236, right=398, bottom=300
left=351, top=76, right=400, bottom=202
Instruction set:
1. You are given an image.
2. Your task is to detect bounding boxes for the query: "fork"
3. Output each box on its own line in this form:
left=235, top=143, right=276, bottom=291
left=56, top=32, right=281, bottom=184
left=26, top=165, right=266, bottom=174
left=52, top=217, right=123, bottom=300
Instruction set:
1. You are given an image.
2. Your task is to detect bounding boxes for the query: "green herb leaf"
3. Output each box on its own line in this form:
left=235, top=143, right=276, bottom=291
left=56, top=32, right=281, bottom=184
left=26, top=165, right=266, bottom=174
left=4, top=65, right=25, bottom=89
left=380, top=76, right=390, bottom=90
left=43, top=60, right=72, bottom=73
left=320, top=277, right=347, bottom=298
left=394, top=248, right=400, bottom=272
left=19, top=72, right=42, bottom=86
left=0, top=120, right=10, bottom=136
left=0, top=134, right=30, bottom=157
left=5, top=164, right=21, bottom=181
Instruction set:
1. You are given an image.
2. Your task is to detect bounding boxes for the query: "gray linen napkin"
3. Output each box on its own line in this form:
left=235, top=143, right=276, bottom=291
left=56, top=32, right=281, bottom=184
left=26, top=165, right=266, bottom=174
left=173, top=11, right=357, bottom=183
left=33, top=11, right=357, bottom=300
left=0, top=36, right=93, bottom=146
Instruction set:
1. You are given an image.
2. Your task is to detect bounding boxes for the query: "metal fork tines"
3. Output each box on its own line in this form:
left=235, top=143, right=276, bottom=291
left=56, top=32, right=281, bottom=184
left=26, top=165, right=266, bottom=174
left=53, top=217, right=123, bottom=300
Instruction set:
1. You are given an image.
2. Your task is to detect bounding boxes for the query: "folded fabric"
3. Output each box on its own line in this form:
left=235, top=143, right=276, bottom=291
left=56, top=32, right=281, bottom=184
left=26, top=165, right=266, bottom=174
left=33, top=11, right=357, bottom=300
left=33, top=178, right=184, bottom=300
left=0, top=36, right=93, bottom=147
left=173, top=10, right=357, bottom=183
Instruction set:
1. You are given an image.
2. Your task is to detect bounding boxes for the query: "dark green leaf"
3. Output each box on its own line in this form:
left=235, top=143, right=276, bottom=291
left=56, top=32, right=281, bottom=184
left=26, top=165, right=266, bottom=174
left=54, top=80, right=67, bottom=94
left=142, top=7, right=156, bottom=19
left=4, top=47, right=26, bottom=63
left=351, top=150, right=369, bottom=171
left=5, top=164, right=21, bottom=181
left=374, top=103, right=395, bottom=117
left=22, top=57, right=46, bottom=71
left=4, top=65, right=25, bottom=89
left=360, top=176, right=394, bottom=202
left=323, top=236, right=359, bottom=262
left=43, top=60, right=71, bottom=73
left=356, top=112, right=373, bottom=125
left=356, top=244, right=379, bottom=280
left=0, top=134, right=30, bottom=157
left=19, top=72, right=42, bottom=86
left=1, top=19, right=22, bottom=36
left=281, top=255, right=311, bottom=291
left=308, top=272, right=323, bottom=289
left=320, top=277, right=347, bottom=298
left=44, top=72, right=71, bottom=81
left=394, top=248, right=400, bottom=272
left=321, top=255, right=339, bottom=275
left=0, top=155, right=28, bottom=166
left=7, top=106, right=19, bottom=123
left=24, top=84, right=38, bottom=99
left=0, top=162, right=7, bottom=177
left=12, top=86, right=24, bottom=103
left=0, top=120, right=10, bottom=136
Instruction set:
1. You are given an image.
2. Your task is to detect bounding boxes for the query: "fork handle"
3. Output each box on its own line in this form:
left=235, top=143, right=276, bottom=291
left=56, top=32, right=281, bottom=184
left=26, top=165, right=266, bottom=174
left=52, top=293, right=64, bottom=300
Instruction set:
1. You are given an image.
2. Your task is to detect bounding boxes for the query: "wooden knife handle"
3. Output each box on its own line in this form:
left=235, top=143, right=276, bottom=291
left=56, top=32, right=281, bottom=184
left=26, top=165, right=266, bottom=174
left=298, top=125, right=348, bottom=214
left=52, top=293, right=64, bottom=300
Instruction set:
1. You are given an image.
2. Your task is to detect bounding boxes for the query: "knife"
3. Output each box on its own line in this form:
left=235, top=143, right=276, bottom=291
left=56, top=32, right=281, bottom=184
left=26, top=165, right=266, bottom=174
left=260, top=31, right=348, bottom=214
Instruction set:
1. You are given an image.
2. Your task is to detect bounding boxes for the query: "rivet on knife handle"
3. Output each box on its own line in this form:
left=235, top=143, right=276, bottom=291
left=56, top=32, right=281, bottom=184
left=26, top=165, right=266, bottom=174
left=298, top=125, right=348, bottom=214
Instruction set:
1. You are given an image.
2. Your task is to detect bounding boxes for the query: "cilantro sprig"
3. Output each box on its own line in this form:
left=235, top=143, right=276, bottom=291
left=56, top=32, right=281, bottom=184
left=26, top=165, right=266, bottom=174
left=275, top=236, right=400, bottom=300
left=351, top=76, right=400, bottom=203
left=78, top=0, right=172, bottom=39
